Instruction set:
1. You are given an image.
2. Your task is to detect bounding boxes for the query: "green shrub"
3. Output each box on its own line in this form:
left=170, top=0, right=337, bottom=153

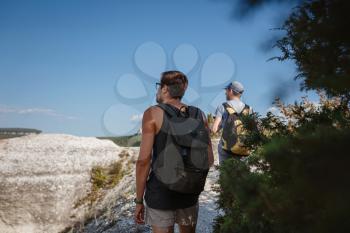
left=214, top=96, right=350, bottom=233
left=74, top=161, right=124, bottom=207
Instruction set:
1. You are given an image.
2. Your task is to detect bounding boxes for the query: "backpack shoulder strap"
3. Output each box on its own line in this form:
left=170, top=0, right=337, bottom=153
left=222, top=102, right=236, bottom=115
left=188, top=105, right=203, bottom=120
left=240, top=104, right=251, bottom=115
left=156, top=103, right=177, bottom=118
left=156, top=103, right=190, bottom=118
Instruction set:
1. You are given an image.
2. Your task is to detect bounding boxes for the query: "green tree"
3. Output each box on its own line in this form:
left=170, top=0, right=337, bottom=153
left=234, top=0, right=350, bottom=96
left=214, top=0, right=350, bottom=232
left=273, top=0, right=350, bottom=97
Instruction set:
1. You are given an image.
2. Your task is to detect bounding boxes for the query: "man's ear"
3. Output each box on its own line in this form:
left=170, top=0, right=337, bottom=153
left=161, top=85, right=168, bottom=95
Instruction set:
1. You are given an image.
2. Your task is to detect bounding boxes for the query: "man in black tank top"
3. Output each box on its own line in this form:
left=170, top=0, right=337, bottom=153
left=134, top=71, right=214, bottom=233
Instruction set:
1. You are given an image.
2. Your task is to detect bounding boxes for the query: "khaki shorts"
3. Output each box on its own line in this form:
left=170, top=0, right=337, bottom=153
left=145, top=202, right=199, bottom=228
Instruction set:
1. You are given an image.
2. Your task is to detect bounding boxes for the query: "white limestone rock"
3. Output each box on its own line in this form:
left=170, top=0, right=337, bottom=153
left=0, top=134, right=123, bottom=233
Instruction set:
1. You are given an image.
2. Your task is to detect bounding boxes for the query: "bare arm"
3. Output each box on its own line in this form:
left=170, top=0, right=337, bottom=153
left=202, top=112, right=214, bottom=167
left=135, top=107, right=155, bottom=201
left=211, top=115, right=222, bottom=134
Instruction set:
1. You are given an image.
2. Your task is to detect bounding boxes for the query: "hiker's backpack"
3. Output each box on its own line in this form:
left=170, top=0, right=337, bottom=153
left=221, top=102, right=251, bottom=156
left=152, top=103, right=210, bottom=195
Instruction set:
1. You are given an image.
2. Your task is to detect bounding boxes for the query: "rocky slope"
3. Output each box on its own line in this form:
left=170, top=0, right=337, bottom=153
left=0, top=134, right=124, bottom=233
left=0, top=134, right=221, bottom=233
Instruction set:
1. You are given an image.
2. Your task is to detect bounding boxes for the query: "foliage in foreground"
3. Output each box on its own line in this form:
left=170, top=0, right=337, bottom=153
left=214, top=0, right=350, bottom=230
left=214, top=94, right=350, bottom=233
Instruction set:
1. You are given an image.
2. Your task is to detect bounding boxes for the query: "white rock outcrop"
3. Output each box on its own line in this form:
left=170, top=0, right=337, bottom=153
left=0, top=134, right=123, bottom=233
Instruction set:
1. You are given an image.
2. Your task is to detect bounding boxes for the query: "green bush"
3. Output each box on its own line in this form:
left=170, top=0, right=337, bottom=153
left=214, top=96, right=350, bottom=233
left=74, top=161, right=124, bottom=208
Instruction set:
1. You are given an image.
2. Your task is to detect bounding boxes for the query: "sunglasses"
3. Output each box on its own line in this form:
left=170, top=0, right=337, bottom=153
left=155, top=82, right=162, bottom=90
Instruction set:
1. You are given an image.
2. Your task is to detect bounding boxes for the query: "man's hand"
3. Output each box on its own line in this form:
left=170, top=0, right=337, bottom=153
left=211, top=115, right=222, bottom=134
left=134, top=204, right=145, bottom=224
left=201, top=111, right=214, bottom=167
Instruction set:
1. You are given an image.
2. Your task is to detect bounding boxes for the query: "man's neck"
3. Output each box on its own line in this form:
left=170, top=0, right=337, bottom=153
left=163, top=98, right=182, bottom=106
left=228, top=96, right=240, bottom=101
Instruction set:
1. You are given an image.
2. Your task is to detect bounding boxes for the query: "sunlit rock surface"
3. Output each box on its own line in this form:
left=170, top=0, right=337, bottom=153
left=0, top=134, right=123, bottom=233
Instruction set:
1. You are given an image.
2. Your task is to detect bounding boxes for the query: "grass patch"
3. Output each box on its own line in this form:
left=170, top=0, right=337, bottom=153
left=74, top=161, right=124, bottom=208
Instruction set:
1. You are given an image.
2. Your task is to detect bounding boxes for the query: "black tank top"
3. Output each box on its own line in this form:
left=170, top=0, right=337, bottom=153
left=144, top=105, right=200, bottom=210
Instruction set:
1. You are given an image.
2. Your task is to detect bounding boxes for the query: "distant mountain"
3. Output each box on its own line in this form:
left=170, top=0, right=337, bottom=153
left=0, top=127, right=41, bottom=139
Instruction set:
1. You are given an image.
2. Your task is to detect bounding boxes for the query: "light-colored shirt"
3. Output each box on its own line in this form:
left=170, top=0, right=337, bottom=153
left=214, top=99, right=253, bottom=130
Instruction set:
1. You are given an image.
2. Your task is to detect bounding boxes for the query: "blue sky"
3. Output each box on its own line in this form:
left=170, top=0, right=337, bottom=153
left=0, top=0, right=317, bottom=136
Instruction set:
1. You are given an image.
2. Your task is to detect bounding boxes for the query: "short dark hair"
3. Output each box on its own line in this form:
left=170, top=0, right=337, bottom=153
left=160, top=71, right=188, bottom=99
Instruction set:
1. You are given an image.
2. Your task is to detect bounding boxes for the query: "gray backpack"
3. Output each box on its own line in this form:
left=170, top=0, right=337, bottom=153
left=152, top=103, right=210, bottom=194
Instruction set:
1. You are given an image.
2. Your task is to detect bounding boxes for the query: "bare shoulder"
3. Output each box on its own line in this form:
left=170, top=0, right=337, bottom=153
left=143, top=105, right=163, bottom=133
left=143, top=106, right=162, bottom=118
